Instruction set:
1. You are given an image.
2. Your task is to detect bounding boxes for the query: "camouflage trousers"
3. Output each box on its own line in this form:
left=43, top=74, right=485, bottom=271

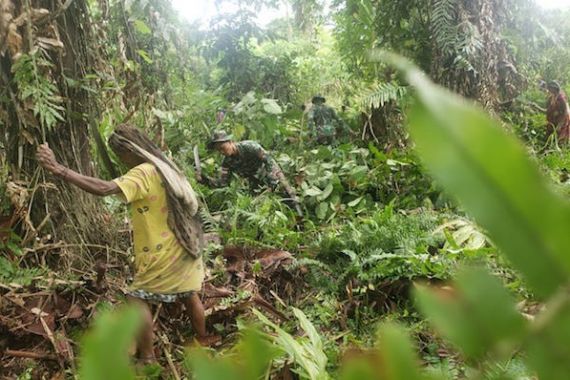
left=315, top=124, right=336, bottom=145
left=316, top=133, right=335, bottom=145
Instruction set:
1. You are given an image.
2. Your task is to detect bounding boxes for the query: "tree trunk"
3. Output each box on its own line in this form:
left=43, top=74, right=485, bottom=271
left=429, top=0, right=516, bottom=109
left=0, top=0, right=114, bottom=254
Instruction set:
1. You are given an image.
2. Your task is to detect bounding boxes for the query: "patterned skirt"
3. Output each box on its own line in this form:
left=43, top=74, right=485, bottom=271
left=127, top=289, right=194, bottom=303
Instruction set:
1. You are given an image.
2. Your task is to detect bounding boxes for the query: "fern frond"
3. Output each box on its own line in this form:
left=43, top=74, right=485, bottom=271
left=198, top=206, right=218, bottom=233
left=12, top=51, right=65, bottom=130
left=431, top=0, right=481, bottom=72
left=287, top=258, right=332, bottom=273
left=359, top=81, right=407, bottom=110
left=432, top=0, right=457, bottom=53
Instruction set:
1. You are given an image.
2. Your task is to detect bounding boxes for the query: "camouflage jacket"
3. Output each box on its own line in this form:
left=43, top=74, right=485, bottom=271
left=307, top=104, right=345, bottom=143
left=210, top=141, right=280, bottom=189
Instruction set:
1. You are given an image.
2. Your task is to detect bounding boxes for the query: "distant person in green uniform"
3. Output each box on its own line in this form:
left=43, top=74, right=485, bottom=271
left=307, top=94, right=347, bottom=145
left=199, top=131, right=302, bottom=216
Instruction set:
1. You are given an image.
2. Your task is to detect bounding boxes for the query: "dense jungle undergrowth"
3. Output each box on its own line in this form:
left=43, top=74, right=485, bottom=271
left=2, top=0, right=570, bottom=379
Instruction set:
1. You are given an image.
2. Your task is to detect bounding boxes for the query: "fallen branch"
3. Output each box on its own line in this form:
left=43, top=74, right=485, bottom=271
left=253, top=296, right=289, bottom=322
left=24, top=242, right=128, bottom=256
left=158, top=333, right=181, bottom=380
left=4, top=349, right=57, bottom=361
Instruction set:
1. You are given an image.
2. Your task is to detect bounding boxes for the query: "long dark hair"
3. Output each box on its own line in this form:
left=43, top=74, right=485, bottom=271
left=109, top=124, right=203, bottom=259
left=547, top=80, right=561, bottom=93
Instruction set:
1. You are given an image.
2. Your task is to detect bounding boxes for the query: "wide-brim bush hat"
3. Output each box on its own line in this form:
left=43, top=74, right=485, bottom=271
left=312, top=94, right=326, bottom=103
left=207, top=130, right=233, bottom=149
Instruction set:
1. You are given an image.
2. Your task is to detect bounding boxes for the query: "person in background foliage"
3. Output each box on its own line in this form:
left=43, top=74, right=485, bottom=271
left=307, top=94, right=348, bottom=145
left=216, top=108, right=226, bottom=125
left=199, top=130, right=303, bottom=216
left=36, top=124, right=218, bottom=363
left=545, top=80, right=570, bottom=144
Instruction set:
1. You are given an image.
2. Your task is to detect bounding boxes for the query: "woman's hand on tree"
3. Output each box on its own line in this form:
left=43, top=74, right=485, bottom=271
left=36, top=143, right=63, bottom=175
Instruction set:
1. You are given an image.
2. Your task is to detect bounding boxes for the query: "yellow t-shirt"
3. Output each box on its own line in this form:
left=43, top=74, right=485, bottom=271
left=113, top=163, right=204, bottom=294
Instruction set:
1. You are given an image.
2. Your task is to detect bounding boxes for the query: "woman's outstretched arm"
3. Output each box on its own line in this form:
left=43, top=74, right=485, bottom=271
left=36, top=143, right=120, bottom=197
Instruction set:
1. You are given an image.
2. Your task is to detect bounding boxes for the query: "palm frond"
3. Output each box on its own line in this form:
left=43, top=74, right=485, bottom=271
left=431, top=0, right=481, bottom=72
left=432, top=0, right=458, bottom=54
left=359, top=81, right=408, bottom=110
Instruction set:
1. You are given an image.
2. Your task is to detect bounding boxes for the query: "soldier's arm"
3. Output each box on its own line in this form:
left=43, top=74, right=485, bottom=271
left=331, top=108, right=350, bottom=134
left=330, top=108, right=341, bottom=121
left=218, top=166, right=232, bottom=187
left=307, top=111, right=316, bottom=135
left=256, top=146, right=274, bottom=170
left=255, top=145, right=280, bottom=185
left=205, top=159, right=232, bottom=188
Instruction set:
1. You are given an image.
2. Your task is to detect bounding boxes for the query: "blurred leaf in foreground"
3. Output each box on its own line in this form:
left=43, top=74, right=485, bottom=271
left=185, top=324, right=278, bottom=380
left=526, top=294, right=570, bottom=380
left=373, top=51, right=570, bottom=298
left=78, top=306, right=141, bottom=380
left=340, top=323, right=426, bottom=380
left=415, top=267, right=527, bottom=360
left=375, top=323, right=426, bottom=380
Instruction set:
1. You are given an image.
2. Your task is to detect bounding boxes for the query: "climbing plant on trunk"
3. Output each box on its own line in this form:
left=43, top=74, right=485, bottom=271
left=0, top=0, right=114, bottom=256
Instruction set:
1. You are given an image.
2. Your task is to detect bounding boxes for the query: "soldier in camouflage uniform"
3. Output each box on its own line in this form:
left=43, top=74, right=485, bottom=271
left=307, top=95, right=347, bottom=145
left=200, top=131, right=303, bottom=216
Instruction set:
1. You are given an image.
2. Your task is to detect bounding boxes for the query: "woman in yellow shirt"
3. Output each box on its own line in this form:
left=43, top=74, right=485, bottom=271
left=36, top=124, right=216, bottom=362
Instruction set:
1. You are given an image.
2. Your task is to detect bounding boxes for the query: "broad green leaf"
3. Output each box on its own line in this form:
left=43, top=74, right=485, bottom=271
left=234, top=327, right=279, bottom=380
left=386, top=159, right=409, bottom=167
left=304, top=187, right=322, bottom=197
left=234, top=124, right=246, bottom=139
left=254, top=308, right=330, bottom=380
left=261, top=98, right=282, bottom=114
left=137, top=49, right=153, bottom=64
left=320, top=162, right=337, bottom=169
left=316, top=202, right=328, bottom=220
left=348, top=196, right=363, bottom=207
left=379, top=52, right=570, bottom=297
left=292, top=308, right=325, bottom=357
left=78, top=306, right=141, bottom=380
left=368, top=143, right=387, bottom=162
left=185, top=348, right=238, bottom=380
left=340, top=358, right=377, bottom=380
left=376, top=323, right=425, bottom=380
left=186, top=327, right=278, bottom=380
left=233, top=91, right=256, bottom=114
left=526, top=296, right=570, bottom=380
left=132, top=19, right=151, bottom=35
left=415, top=268, right=526, bottom=360
left=138, top=364, right=162, bottom=379
left=317, top=183, right=334, bottom=201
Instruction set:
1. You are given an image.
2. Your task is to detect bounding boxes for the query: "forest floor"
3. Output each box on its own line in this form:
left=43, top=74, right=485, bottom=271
left=0, top=240, right=303, bottom=377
